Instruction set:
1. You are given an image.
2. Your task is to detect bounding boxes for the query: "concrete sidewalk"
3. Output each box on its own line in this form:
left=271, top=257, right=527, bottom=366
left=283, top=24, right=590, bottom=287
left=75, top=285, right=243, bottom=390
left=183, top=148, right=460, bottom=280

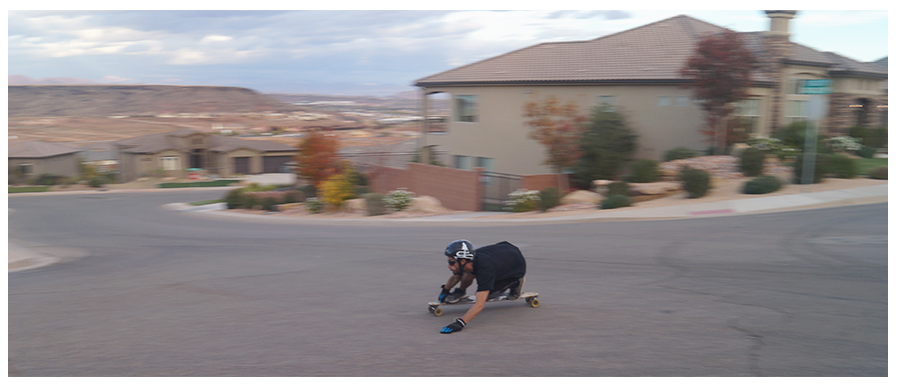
left=9, top=184, right=889, bottom=272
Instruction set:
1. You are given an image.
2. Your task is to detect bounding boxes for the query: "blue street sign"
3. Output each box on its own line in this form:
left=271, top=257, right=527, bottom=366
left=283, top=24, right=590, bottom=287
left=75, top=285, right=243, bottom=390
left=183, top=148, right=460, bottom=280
left=799, top=79, right=832, bottom=94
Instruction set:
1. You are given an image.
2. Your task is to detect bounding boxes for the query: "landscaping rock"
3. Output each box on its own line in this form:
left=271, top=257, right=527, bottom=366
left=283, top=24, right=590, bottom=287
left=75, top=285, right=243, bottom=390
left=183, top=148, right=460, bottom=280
left=276, top=202, right=304, bottom=212
left=407, top=196, right=447, bottom=213
left=343, top=198, right=366, bottom=213
left=630, top=182, right=681, bottom=196
left=561, top=190, right=602, bottom=205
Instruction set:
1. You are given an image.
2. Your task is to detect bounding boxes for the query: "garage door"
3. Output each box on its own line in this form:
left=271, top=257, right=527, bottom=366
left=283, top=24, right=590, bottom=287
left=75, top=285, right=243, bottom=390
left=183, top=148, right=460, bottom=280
left=233, top=157, right=250, bottom=174
left=263, top=156, right=293, bottom=173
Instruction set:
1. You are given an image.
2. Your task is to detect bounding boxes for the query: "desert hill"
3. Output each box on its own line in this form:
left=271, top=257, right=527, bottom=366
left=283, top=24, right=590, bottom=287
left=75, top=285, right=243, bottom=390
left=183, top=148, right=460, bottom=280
left=8, top=85, right=297, bottom=117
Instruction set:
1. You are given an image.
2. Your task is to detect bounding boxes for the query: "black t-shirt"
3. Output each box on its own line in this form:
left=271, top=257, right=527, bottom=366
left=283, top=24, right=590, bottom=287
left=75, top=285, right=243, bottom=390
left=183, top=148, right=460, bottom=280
left=472, top=241, right=527, bottom=292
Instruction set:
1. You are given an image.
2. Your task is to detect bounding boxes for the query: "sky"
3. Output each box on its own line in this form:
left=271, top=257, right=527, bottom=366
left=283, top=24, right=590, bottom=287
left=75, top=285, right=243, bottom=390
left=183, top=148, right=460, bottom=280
left=7, top=4, right=891, bottom=97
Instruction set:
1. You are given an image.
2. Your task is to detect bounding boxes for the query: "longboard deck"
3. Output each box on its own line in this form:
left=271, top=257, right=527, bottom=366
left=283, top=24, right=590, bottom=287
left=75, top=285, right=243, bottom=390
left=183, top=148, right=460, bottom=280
left=428, top=292, right=538, bottom=306
left=428, top=292, right=540, bottom=316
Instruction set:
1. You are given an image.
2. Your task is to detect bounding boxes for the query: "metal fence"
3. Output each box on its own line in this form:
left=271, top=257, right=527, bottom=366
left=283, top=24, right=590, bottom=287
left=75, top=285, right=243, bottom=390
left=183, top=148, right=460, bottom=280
left=481, top=171, right=522, bottom=211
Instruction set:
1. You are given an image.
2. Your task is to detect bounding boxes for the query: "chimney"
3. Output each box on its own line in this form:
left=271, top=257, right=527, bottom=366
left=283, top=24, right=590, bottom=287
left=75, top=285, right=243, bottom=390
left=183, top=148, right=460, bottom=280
left=764, top=10, right=797, bottom=37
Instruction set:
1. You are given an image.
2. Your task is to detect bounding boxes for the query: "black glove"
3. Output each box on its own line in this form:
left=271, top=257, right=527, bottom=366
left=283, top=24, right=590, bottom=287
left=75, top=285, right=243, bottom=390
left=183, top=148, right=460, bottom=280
left=438, top=285, right=451, bottom=303
left=441, top=318, right=466, bottom=334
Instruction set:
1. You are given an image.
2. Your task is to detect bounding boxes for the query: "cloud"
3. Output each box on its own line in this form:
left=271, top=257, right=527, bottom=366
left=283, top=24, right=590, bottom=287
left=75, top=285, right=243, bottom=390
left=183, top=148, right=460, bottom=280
left=7, top=10, right=887, bottom=96
left=200, top=35, right=233, bottom=44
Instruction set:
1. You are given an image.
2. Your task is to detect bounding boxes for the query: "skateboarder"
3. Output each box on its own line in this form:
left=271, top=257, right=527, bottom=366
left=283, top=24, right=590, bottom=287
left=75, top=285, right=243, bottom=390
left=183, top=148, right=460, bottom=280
left=439, top=240, right=527, bottom=334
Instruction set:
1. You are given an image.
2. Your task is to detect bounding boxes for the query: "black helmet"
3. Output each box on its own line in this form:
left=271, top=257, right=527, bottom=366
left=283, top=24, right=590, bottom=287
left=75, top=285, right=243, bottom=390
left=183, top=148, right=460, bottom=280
left=445, top=240, right=475, bottom=261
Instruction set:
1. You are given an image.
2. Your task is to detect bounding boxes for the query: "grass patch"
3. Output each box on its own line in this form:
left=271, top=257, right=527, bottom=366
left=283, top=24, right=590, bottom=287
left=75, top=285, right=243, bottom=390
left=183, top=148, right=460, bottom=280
left=188, top=199, right=224, bottom=206
left=157, top=179, right=241, bottom=188
left=9, top=186, right=50, bottom=193
left=855, top=158, right=887, bottom=176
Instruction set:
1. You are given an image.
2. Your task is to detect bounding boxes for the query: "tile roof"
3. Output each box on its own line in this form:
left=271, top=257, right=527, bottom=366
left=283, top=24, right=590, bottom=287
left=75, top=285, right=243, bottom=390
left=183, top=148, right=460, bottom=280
left=416, top=14, right=887, bottom=87
left=822, top=52, right=889, bottom=77
left=8, top=140, right=81, bottom=158
left=208, top=136, right=297, bottom=153
left=116, top=130, right=297, bottom=154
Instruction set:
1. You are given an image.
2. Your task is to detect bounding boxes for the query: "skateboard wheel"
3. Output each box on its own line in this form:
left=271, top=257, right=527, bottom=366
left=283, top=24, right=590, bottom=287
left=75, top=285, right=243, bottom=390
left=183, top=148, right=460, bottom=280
left=433, top=308, right=444, bottom=317
left=529, top=299, right=540, bottom=308
left=428, top=306, right=435, bottom=313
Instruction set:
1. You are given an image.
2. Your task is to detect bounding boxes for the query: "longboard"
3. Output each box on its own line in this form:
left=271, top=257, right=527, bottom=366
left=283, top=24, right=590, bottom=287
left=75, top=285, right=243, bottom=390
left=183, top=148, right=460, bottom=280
left=427, top=292, right=539, bottom=316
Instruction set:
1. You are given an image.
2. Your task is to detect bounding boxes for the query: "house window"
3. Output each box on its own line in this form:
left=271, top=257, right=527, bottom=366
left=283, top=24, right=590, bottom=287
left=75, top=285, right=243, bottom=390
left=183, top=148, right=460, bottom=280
left=18, top=163, right=34, bottom=175
left=675, top=96, right=690, bottom=106
left=475, top=157, right=494, bottom=172
left=598, top=95, right=617, bottom=111
left=455, top=95, right=478, bottom=122
left=454, top=155, right=471, bottom=170
left=657, top=96, right=670, bottom=106
left=734, top=99, right=761, bottom=135
left=160, top=156, right=180, bottom=171
left=787, top=78, right=801, bottom=94
left=476, top=157, right=495, bottom=183
left=786, top=99, right=808, bottom=120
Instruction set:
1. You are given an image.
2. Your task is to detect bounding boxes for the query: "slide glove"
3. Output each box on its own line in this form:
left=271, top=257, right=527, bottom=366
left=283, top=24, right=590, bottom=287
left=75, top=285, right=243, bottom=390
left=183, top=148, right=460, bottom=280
left=441, top=318, right=466, bottom=334
left=438, top=285, right=451, bottom=303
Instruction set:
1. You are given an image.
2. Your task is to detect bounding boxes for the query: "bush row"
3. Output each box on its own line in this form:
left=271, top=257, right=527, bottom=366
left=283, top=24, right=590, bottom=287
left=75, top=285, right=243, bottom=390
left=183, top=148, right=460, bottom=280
left=505, top=187, right=562, bottom=212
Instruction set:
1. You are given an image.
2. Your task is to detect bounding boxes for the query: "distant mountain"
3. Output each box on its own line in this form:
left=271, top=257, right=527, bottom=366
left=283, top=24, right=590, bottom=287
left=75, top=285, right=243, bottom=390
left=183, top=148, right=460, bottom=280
left=8, top=85, right=296, bottom=117
left=9, top=74, right=96, bottom=85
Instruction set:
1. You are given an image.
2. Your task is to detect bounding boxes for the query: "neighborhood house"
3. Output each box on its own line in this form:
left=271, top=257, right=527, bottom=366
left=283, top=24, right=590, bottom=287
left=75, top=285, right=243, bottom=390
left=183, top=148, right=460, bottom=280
left=414, top=11, right=888, bottom=176
left=116, top=129, right=297, bottom=182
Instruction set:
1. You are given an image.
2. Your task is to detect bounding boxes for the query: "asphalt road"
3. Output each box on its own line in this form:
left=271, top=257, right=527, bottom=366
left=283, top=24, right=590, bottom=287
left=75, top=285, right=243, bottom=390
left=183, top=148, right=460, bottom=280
left=8, top=190, right=888, bottom=376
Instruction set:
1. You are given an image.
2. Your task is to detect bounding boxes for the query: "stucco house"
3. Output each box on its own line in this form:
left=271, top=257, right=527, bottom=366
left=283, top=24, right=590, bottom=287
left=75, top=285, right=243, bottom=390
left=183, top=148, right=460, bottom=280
left=116, top=129, right=297, bottom=182
left=8, top=140, right=81, bottom=180
left=414, top=11, right=888, bottom=176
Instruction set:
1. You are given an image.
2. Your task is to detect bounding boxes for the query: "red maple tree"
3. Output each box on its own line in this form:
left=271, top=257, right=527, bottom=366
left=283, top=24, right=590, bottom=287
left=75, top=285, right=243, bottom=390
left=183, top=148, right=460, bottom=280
left=680, top=30, right=757, bottom=154
left=295, top=128, right=340, bottom=187
left=524, top=95, right=586, bottom=173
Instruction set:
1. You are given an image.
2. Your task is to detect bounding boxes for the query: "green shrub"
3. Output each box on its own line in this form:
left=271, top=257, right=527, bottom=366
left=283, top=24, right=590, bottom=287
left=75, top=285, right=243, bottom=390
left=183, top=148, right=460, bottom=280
left=298, top=184, right=318, bottom=199
left=241, top=193, right=259, bottom=209
left=827, top=154, right=858, bottom=179
left=826, top=136, right=862, bottom=154
left=261, top=197, right=278, bottom=211
left=868, top=166, right=888, bottom=180
left=628, top=159, right=659, bottom=183
left=87, top=176, right=106, bottom=188
left=363, top=193, right=387, bottom=216
left=606, top=181, right=630, bottom=197
left=680, top=167, right=710, bottom=198
left=35, top=174, right=65, bottom=186
left=506, top=188, right=540, bottom=212
left=384, top=188, right=416, bottom=211
left=663, top=147, right=698, bottom=162
left=225, top=188, right=243, bottom=209
left=792, top=154, right=828, bottom=184
left=739, top=147, right=766, bottom=177
left=601, top=195, right=632, bottom=209
left=570, top=106, right=639, bottom=188
left=538, top=187, right=561, bottom=212
left=282, top=191, right=297, bottom=204
left=742, top=175, right=783, bottom=194
left=856, top=146, right=877, bottom=159
left=849, top=126, right=888, bottom=149
left=305, top=197, right=324, bottom=213
left=773, top=121, right=809, bottom=149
